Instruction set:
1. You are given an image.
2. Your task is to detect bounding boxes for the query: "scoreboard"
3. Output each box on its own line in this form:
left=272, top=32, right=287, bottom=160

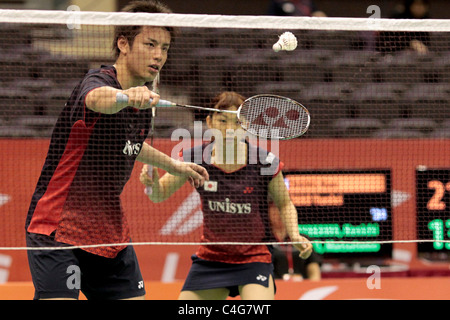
left=416, top=168, right=450, bottom=253
left=284, top=169, right=392, bottom=258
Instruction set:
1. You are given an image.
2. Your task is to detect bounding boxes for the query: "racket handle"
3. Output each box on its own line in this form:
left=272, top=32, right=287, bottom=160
left=116, top=92, right=175, bottom=107
left=144, top=165, right=153, bottom=195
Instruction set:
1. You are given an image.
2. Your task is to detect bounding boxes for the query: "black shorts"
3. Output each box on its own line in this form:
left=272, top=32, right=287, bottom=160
left=181, top=255, right=275, bottom=298
left=26, top=232, right=145, bottom=300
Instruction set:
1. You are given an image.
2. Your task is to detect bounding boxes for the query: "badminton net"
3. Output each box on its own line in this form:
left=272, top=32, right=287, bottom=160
left=0, top=9, right=449, bottom=259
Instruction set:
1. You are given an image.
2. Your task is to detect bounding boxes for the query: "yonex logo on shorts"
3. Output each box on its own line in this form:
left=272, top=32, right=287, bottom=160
left=256, top=274, right=267, bottom=282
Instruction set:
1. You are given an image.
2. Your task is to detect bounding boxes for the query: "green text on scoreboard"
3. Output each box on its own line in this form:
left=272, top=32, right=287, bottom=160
left=284, top=170, right=392, bottom=258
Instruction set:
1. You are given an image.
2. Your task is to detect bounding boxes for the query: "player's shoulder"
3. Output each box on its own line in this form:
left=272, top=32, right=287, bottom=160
left=83, top=65, right=117, bottom=82
left=247, top=142, right=283, bottom=178
left=98, top=65, right=118, bottom=78
left=248, top=142, right=279, bottom=166
left=75, top=65, right=120, bottom=94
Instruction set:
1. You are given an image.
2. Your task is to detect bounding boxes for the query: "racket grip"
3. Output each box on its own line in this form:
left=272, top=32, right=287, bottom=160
left=116, top=92, right=175, bottom=107
left=144, top=165, right=153, bottom=195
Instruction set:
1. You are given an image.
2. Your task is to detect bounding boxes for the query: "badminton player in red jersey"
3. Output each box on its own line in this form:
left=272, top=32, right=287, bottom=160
left=140, top=91, right=312, bottom=300
left=25, top=0, right=208, bottom=300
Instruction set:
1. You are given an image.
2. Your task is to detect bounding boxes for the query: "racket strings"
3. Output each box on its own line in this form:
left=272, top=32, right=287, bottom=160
left=240, top=95, right=310, bottom=139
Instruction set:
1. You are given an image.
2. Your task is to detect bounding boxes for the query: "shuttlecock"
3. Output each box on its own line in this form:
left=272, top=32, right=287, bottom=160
left=272, top=31, right=298, bottom=52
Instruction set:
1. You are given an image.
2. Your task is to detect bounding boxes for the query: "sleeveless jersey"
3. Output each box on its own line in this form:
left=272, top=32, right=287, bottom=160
left=25, top=65, right=152, bottom=258
left=182, top=141, right=283, bottom=264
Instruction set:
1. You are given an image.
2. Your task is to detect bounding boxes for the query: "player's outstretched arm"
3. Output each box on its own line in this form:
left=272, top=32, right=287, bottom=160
left=137, top=142, right=209, bottom=189
left=140, top=165, right=188, bottom=203
left=269, top=172, right=313, bottom=259
left=85, top=86, right=159, bottom=114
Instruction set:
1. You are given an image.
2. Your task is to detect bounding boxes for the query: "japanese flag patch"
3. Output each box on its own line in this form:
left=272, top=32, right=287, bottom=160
left=204, top=180, right=218, bottom=192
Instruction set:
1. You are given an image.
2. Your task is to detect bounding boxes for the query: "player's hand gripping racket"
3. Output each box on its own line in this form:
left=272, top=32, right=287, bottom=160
left=117, top=93, right=310, bottom=140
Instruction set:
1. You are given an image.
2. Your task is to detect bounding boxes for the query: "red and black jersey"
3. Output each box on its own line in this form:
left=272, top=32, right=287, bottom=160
left=182, top=141, right=283, bottom=264
left=25, top=65, right=152, bottom=258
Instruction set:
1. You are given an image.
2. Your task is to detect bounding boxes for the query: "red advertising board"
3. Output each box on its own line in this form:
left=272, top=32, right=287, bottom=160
left=0, top=138, right=449, bottom=286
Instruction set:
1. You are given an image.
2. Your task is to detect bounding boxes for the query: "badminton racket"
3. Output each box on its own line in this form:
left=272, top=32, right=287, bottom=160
left=144, top=105, right=156, bottom=195
left=117, top=93, right=310, bottom=140
left=144, top=76, right=159, bottom=195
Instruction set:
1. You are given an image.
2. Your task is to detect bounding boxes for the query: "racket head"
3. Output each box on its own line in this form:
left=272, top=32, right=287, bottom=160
left=237, top=94, right=310, bottom=140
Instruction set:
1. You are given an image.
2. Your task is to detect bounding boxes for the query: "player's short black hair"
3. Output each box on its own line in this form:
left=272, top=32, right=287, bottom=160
left=113, top=0, right=176, bottom=59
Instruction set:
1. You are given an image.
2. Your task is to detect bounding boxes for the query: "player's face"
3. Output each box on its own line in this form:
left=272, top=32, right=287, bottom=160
left=126, top=26, right=171, bottom=83
left=207, top=106, right=241, bottom=142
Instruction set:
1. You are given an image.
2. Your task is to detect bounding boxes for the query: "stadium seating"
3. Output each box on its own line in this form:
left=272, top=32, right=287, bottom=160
left=0, top=25, right=449, bottom=138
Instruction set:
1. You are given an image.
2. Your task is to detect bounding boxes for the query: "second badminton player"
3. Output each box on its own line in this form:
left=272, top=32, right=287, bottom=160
left=140, top=91, right=312, bottom=300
